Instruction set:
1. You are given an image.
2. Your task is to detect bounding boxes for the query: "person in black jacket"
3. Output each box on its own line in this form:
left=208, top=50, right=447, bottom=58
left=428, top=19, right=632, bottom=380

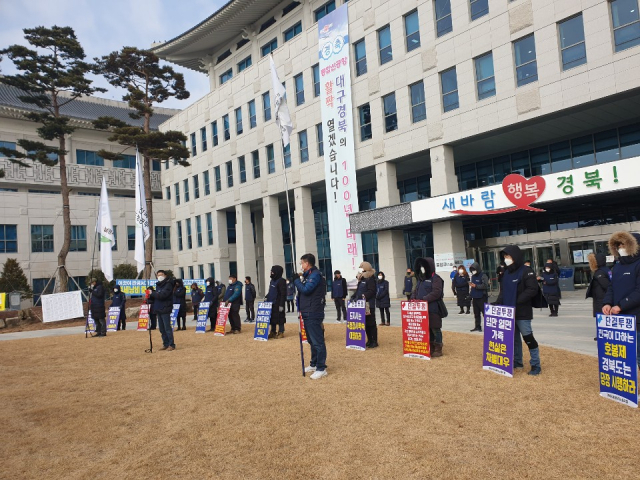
left=203, top=277, right=217, bottom=331
left=452, top=265, right=471, bottom=314
left=376, top=271, right=391, bottom=326
left=244, top=276, right=257, bottom=323
left=149, top=270, right=176, bottom=350
left=111, top=285, right=127, bottom=331
left=190, top=283, right=204, bottom=321
left=586, top=252, right=610, bottom=341
left=469, top=262, right=489, bottom=332
left=538, top=263, right=561, bottom=317
left=351, top=261, right=378, bottom=348
left=496, top=245, right=541, bottom=375
left=331, top=270, right=348, bottom=323
left=146, top=286, right=157, bottom=330
left=266, top=265, right=287, bottom=338
left=286, top=279, right=296, bottom=312
left=173, top=278, right=187, bottom=330
left=411, top=257, right=445, bottom=357
left=89, top=278, right=107, bottom=337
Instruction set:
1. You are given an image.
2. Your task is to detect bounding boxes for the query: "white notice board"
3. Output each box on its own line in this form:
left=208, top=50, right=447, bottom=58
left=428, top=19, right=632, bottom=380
left=41, top=291, right=84, bottom=323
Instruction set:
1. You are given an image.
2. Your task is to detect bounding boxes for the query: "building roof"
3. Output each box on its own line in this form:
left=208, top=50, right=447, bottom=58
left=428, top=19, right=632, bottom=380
left=151, top=0, right=283, bottom=71
left=0, top=83, right=179, bottom=130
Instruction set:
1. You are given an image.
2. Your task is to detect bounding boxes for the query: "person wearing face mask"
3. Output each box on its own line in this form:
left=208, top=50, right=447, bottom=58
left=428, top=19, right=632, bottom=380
left=148, top=270, right=176, bottom=351
left=411, top=258, right=445, bottom=357
left=452, top=265, right=471, bottom=315
left=376, top=271, right=391, bottom=326
left=403, top=269, right=417, bottom=302
left=450, top=266, right=457, bottom=281
left=111, top=285, right=127, bottom=331
left=223, top=274, right=244, bottom=334
left=469, top=262, right=489, bottom=332
left=538, top=262, right=561, bottom=317
left=89, top=278, right=107, bottom=337
left=173, top=279, right=187, bottom=330
left=203, top=278, right=218, bottom=331
left=602, top=231, right=640, bottom=370
left=286, top=278, right=296, bottom=313
left=190, top=282, right=204, bottom=321
left=293, top=253, right=328, bottom=380
left=266, top=265, right=287, bottom=338
left=331, top=270, right=348, bottom=323
left=351, top=261, right=378, bottom=348
left=244, top=276, right=257, bottom=323
left=586, top=253, right=610, bottom=341
left=495, top=245, right=541, bottom=375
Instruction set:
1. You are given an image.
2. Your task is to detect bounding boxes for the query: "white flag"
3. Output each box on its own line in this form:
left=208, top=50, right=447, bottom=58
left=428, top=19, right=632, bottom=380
left=269, top=54, right=293, bottom=147
left=97, top=178, right=115, bottom=281
left=134, top=150, right=150, bottom=274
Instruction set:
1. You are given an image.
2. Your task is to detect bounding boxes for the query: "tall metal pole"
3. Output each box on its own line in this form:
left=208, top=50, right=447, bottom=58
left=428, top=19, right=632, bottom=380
left=86, top=197, right=101, bottom=338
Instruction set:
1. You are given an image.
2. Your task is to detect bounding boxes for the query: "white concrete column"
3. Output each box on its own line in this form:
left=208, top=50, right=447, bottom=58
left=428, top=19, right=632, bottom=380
left=235, top=203, right=257, bottom=284
left=262, top=195, right=285, bottom=289
left=215, top=210, right=230, bottom=281
left=374, top=162, right=400, bottom=207
left=294, top=187, right=318, bottom=260
left=429, top=144, right=458, bottom=197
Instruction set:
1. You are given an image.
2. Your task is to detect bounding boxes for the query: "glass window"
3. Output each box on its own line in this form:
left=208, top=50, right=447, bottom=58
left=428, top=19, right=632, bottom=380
left=155, top=226, right=171, bottom=250
left=514, top=35, right=538, bottom=87
left=378, top=25, right=393, bottom=65
left=282, top=1, right=301, bottom=17
left=440, top=67, right=459, bottom=112
left=404, top=10, right=421, bottom=52
left=493, top=155, right=511, bottom=183
left=200, top=127, right=207, bottom=152
left=193, top=175, right=200, bottom=199
left=226, top=211, right=237, bottom=244
left=70, top=225, right=87, bottom=252
left=475, top=52, right=496, bottom=100
left=235, top=107, right=243, bottom=135
left=165, top=186, right=171, bottom=200
left=550, top=141, right=572, bottom=173
left=239, top=156, right=247, bottom=183
left=226, top=161, right=233, bottom=187
left=183, top=179, right=190, bottom=202
left=299, top=130, right=309, bottom=163
left=359, top=103, right=372, bottom=141
left=314, top=1, right=336, bottom=22
left=410, top=81, right=426, bottom=123
left=511, top=151, right=531, bottom=177
left=284, top=143, right=291, bottom=168
left=382, top=92, right=398, bottom=133
left=252, top=150, right=261, bottom=179
left=217, top=49, right=231, bottom=64
left=209, top=263, right=216, bottom=278
left=220, top=69, right=233, bottom=85
left=203, top=170, right=211, bottom=195
left=195, top=216, right=203, bottom=248
left=206, top=213, right=213, bottom=246
left=619, top=123, right=640, bottom=158
left=0, top=141, right=17, bottom=155
left=267, top=144, right=275, bottom=174
left=237, top=55, right=252, bottom=73
left=595, top=129, right=620, bottom=164
left=186, top=218, right=192, bottom=250
left=435, top=0, right=453, bottom=37
left=112, top=154, right=137, bottom=169
left=284, top=21, right=302, bottom=42
left=212, top=121, right=218, bottom=146
left=476, top=159, right=494, bottom=187
left=312, top=64, right=320, bottom=97
left=262, top=92, right=272, bottom=121
left=127, top=226, right=135, bottom=250
left=248, top=100, right=257, bottom=129
left=260, top=17, right=276, bottom=33
left=190, top=132, right=197, bottom=156
left=214, top=166, right=222, bottom=192
left=174, top=182, right=180, bottom=205
left=354, top=39, right=367, bottom=76
left=530, top=146, right=551, bottom=175
left=294, top=73, right=305, bottom=106
left=458, top=164, right=477, bottom=190
left=198, top=265, right=204, bottom=279
left=470, top=0, right=489, bottom=21
left=223, top=114, right=230, bottom=140
left=559, top=14, right=587, bottom=70
left=0, top=225, right=18, bottom=253
left=261, top=38, right=278, bottom=57
left=316, top=123, right=324, bottom=157
left=611, top=0, right=640, bottom=52
left=76, top=150, right=104, bottom=166
left=571, top=135, right=595, bottom=168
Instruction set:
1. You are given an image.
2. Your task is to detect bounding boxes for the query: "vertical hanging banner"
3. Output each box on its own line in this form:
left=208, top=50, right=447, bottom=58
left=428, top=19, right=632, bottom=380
left=214, top=304, right=231, bottom=336
left=86, top=311, right=96, bottom=334
left=0, top=292, right=6, bottom=311
left=482, top=304, right=515, bottom=377
left=401, top=301, right=430, bottom=359
left=196, top=302, right=210, bottom=334
left=319, top=4, right=363, bottom=278
left=596, top=314, right=638, bottom=408
left=106, top=306, right=120, bottom=332
left=298, top=313, right=308, bottom=344
left=170, top=304, right=180, bottom=331
left=346, top=300, right=366, bottom=350
left=137, top=304, right=150, bottom=331
left=254, top=302, right=273, bottom=341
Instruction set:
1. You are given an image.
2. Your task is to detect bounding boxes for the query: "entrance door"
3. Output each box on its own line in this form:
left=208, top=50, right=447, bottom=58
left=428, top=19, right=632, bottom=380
left=481, top=250, right=498, bottom=290
left=535, top=245, right=554, bottom=275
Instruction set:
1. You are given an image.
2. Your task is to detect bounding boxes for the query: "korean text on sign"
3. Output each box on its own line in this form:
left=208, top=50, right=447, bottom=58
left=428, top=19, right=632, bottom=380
left=482, top=303, right=515, bottom=377
left=401, top=301, right=430, bottom=360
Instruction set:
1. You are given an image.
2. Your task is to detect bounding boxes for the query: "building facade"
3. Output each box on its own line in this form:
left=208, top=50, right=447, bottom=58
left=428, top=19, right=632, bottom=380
left=153, top=0, right=640, bottom=296
left=0, top=85, right=177, bottom=301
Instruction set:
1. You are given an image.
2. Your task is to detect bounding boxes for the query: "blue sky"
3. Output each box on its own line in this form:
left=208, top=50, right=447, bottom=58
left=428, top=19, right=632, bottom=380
left=0, top=0, right=227, bottom=110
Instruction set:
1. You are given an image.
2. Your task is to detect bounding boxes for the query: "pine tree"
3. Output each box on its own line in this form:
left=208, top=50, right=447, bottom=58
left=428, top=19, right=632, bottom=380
left=0, top=258, right=33, bottom=298
left=113, top=263, right=139, bottom=280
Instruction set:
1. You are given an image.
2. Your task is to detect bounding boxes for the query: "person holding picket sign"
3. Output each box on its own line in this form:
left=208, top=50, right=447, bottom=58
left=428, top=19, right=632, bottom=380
left=111, top=285, right=127, bottom=331
left=203, top=278, right=217, bottom=331
left=191, top=283, right=204, bottom=321
left=173, top=279, right=187, bottom=331
left=352, top=262, right=378, bottom=348
left=376, top=271, right=391, bottom=326
left=469, top=262, right=489, bottom=332
left=411, top=258, right=445, bottom=357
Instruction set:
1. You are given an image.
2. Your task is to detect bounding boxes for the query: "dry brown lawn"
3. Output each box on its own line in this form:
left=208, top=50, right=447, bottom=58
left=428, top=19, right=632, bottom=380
left=0, top=325, right=638, bottom=479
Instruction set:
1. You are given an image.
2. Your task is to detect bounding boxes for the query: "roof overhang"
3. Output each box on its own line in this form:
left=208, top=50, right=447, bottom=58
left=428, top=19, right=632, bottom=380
left=151, top=0, right=284, bottom=72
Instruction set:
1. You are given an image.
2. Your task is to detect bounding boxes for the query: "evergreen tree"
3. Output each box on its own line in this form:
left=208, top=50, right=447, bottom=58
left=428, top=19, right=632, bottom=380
left=113, top=263, right=138, bottom=280
left=0, top=258, right=33, bottom=298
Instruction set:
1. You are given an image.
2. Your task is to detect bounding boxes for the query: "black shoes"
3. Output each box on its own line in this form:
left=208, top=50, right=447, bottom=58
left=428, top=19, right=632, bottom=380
left=470, top=327, right=482, bottom=332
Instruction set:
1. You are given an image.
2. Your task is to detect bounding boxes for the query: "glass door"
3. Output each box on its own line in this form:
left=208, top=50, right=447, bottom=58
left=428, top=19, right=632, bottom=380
left=481, top=250, right=498, bottom=290
left=535, top=245, right=554, bottom=276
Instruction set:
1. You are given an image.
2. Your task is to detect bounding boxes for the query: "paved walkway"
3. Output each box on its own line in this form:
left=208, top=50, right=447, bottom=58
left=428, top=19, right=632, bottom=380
left=0, top=290, right=598, bottom=356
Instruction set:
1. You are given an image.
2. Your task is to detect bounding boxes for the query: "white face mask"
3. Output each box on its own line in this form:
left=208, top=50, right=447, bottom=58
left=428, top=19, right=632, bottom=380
left=228, top=279, right=233, bottom=284
left=206, top=281, right=210, bottom=286
left=378, top=276, right=383, bottom=280
left=358, top=267, right=364, bottom=274
left=113, top=289, right=118, bottom=293
left=504, top=258, right=513, bottom=267
left=157, top=276, right=165, bottom=282
left=470, top=269, right=476, bottom=275
left=618, top=248, right=628, bottom=257
left=545, top=268, right=551, bottom=272
left=458, top=269, right=464, bottom=274
left=420, top=267, right=426, bottom=274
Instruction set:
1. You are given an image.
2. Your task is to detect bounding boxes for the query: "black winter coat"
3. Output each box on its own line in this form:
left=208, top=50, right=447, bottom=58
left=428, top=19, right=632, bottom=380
left=411, top=257, right=444, bottom=329
left=90, top=284, right=106, bottom=318
left=267, top=265, right=287, bottom=325
left=353, top=275, right=376, bottom=314
left=496, top=245, right=539, bottom=321
left=151, top=277, right=176, bottom=314
left=376, top=279, right=390, bottom=308
left=541, top=272, right=561, bottom=305
left=452, top=274, right=471, bottom=307
left=587, top=267, right=611, bottom=317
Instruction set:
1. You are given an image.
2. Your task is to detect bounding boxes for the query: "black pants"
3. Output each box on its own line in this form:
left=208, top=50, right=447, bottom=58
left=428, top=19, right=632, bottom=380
left=286, top=299, right=294, bottom=312
left=229, top=304, right=241, bottom=331
left=209, top=304, right=218, bottom=329
left=364, top=312, right=377, bottom=345
left=406, top=295, right=411, bottom=302
left=378, top=307, right=390, bottom=324
left=246, top=300, right=255, bottom=321
left=334, top=298, right=347, bottom=320
left=549, top=304, right=559, bottom=315
left=149, top=313, right=157, bottom=330
left=472, top=297, right=485, bottom=328
left=116, top=309, right=126, bottom=330
left=94, top=315, right=106, bottom=336
left=192, top=303, right=199, bottom=320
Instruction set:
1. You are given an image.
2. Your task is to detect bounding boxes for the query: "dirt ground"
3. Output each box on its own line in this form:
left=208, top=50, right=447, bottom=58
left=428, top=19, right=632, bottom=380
left=1, top=325, right=638, bottom=480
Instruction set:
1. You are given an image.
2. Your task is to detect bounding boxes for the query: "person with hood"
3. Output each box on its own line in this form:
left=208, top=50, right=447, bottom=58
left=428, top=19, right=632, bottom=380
left=586, top=252, right=610, bottom=341
left=376, top=271, right=391, bottom=326
left=411, top=258, right=444, bottom=357
left=89, top=278, right=107, bottom=337
left=495, top=245, right=541, bottom=375
left=190, top=282, right=204, bottom=321
left=294, top=253, right=328, bottom=380
left=602, top=231, right=640, bottom=369
left=351, top=261, right=378, bottom=348
left=111, top=285, right=127, bottom=331
left=266, top=265, right=287, bottom=338
left=331, top=270, right=348, bottom=323
left=145, top=286, right=157, bottom=330
left=286, top=278, right=296, bottom=312
left=223, top=274, right=244, bottom=334
left=203, top=278, right=218, bottom=331
left=452, top=265, right=471, bottom=315
left=173, top=278, right=187, bottom=330
left=469, top=262, right=489, bottom=332
left=403, top=268, right=417, bottom=301
left=538, top=262, right=561, bottom=317
left=148, top=270, right=176, bottom=350
left=244, top=276, right=257, bottom=323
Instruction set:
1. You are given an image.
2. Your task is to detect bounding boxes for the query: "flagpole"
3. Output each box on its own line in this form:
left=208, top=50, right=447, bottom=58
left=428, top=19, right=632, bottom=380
left=87, top=194, right=102, bottom=339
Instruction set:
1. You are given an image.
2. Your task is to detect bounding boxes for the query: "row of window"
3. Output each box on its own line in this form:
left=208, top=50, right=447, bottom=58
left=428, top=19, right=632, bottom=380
left=76, top=150, right=162, bottom=171
left=0, top=224, right=171, bottom=254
